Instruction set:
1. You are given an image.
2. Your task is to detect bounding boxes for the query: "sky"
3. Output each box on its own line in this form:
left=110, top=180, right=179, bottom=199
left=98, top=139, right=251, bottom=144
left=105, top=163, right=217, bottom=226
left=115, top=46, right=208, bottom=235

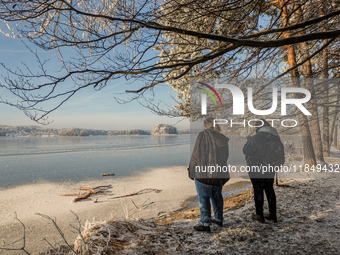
left=0, top=27, right=189, bottom=131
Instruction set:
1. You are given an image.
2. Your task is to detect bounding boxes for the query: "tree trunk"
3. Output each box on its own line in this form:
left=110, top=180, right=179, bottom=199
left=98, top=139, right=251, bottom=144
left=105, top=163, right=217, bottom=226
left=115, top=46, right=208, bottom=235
left=295, top=3, right=324, bottom=162
left=279, top=0, right=316, bottom=166
left=299, top=53, right=324, bottom=162
left=334, top=125, right=338, bottom=148
left=330, top=74, right=340, bottom=148
left=322, top=72, right=330, bottom=157
left=319, top=0, right=330, bottom=157
left=330, top=117, right=336, bottom=147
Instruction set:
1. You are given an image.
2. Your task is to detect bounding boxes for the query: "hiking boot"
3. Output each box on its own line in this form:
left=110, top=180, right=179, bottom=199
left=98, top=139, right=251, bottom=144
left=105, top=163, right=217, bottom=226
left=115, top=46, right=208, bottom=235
left=193, top=224, right=211, bottom=232
left=211, top=219, right=223, bottom=227
left=252, top=214, right=265, bottom=223
left=265, top=213, right=277, bottom=223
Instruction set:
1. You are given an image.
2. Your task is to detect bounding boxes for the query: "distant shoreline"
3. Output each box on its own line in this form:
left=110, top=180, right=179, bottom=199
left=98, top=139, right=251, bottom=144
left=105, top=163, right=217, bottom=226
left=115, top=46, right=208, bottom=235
left=0, top=124, right=190, bottom=137
left=0, top=133, right=190, bottom=138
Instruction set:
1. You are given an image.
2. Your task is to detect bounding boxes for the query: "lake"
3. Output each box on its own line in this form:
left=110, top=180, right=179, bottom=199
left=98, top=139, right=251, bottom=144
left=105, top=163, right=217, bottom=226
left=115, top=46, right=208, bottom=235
left=0, top=134, right=301, bottom=188
left=0, top=135, right=191, bottom=188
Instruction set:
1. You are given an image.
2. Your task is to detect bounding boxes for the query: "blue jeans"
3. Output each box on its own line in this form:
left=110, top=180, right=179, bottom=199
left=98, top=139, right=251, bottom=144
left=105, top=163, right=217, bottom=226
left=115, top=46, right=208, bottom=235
left=195, top=180, right=224, bottom=226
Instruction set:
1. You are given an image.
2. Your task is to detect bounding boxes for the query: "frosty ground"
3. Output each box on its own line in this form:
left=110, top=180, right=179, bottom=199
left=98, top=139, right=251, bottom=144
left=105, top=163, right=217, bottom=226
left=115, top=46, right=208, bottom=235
left=70, top=175, right=340, bottom=255
left=66, top=150, right=340, bottom=254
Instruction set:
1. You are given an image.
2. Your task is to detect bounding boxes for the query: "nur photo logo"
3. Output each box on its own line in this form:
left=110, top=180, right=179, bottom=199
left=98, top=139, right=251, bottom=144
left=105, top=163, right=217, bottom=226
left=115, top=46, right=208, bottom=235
left=199, top=83, right=312, bottom=116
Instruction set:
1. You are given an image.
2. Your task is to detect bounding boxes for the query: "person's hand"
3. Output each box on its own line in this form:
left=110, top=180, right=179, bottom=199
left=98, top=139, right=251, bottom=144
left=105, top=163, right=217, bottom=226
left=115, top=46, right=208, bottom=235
left=187, top=167, right=194, bottom=180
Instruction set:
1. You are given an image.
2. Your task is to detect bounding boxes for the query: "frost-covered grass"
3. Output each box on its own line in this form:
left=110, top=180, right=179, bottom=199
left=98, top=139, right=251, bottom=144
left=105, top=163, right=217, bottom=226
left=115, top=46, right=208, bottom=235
left=65, top=175, right=340, bottom=255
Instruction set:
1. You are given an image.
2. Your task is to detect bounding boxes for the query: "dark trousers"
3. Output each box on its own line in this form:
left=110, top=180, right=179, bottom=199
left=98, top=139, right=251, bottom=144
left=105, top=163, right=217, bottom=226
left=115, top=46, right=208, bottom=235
left=251, top=178, right=276, bottom=216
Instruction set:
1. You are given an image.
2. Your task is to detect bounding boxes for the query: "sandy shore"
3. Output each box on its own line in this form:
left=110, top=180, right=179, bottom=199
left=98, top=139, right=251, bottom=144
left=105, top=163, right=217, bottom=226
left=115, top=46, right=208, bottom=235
left=69, top=174, right=340, bottom=255
left=0, top=166, right=249, bottom=254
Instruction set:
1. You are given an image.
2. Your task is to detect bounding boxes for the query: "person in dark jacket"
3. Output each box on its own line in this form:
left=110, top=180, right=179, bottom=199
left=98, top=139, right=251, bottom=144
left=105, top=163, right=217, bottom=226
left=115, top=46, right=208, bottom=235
left=243, top=119, right=284, bottom=223
left=189, top=117, right=230, bottom=232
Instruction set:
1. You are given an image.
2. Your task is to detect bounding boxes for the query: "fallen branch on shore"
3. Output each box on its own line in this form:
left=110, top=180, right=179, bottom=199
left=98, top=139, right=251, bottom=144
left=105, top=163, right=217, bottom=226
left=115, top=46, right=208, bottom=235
left=73, top=192, right=92, bottom=202
left=109, top=188, right=161, bottom=200
left=79, top=187, right=95, bottom=192
left=101, top=173, right=115, bottom=177
left=60, top=185, right=112, bottom=202
left=60, top=193, right=83, bottom=197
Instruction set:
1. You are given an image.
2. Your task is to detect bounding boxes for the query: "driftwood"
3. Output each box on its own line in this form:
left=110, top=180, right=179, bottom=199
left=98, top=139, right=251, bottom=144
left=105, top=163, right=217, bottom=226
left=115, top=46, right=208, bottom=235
left=60, top=185, right=112, bottom=202
left=73, top=192, right=92, bottom=202
left=79, top=187, right=95, bottom=193
left=59, top=193, right=83, bottom=197
left=92, top=185, right=112, bottom=189
left=108, top=188, right=161, bottom=200
left=79, top=185, right=112, bottom=192
left=101, top=173, right=115, bottom=177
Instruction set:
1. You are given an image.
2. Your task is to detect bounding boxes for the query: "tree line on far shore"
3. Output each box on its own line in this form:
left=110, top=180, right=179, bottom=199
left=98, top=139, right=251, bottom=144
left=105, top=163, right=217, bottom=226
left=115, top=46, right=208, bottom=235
left=0, top=124, right=189, bottom=137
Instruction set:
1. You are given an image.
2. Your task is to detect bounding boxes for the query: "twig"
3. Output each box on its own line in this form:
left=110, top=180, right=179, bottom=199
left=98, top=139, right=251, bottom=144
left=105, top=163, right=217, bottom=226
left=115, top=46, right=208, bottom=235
left=35, top=213, right=77, bottom=255
left=101, top=173, right=115, bottom=176
left=129, top=198, right=155, bottom=217
left=69, top=210, right=86, bottom=247
left=79, top=187, right=95, bottom=192
left=141, top=198, right=155, bottom=209
left=42, top=237, right=58, bottom=254
left=131, top=199, right=139, bottom=209
left=59, top=193, right=83, bottom=197
left=119, top=196, right=129, bottom=220
left=92, top=185, right=112, bottom=189
left=0, top=212, right=30, bottom=254
left=108, top=188, right=161, bottom=199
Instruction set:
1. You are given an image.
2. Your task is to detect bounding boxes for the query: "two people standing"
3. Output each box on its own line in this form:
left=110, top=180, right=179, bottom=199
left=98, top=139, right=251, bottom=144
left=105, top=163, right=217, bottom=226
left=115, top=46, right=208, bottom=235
left=189, top=118, right=284, bottom=231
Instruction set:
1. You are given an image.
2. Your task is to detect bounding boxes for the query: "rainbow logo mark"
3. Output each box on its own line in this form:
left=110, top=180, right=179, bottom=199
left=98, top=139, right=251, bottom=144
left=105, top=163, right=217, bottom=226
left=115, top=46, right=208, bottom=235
left=197, top=82, right=223, bottom=106
left=198, top=82, right=222, bottom=115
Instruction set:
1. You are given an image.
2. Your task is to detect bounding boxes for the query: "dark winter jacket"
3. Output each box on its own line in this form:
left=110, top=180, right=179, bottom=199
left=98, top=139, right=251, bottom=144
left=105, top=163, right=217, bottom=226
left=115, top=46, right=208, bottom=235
left=189, top=128, right=230, bottom=186
left=243, top=126, right=282, bottom=179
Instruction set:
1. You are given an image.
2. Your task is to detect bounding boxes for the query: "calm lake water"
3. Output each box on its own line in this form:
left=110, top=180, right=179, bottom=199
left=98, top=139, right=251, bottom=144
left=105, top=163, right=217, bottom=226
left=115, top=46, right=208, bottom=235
left=0, top=134, right=301, bottom=188
left=0, top=135, right=191, bottom=188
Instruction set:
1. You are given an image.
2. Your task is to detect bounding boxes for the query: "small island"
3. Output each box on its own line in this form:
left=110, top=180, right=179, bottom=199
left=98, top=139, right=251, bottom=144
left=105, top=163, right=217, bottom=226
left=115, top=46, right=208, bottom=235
left=151, top=124, right=178, bottom=135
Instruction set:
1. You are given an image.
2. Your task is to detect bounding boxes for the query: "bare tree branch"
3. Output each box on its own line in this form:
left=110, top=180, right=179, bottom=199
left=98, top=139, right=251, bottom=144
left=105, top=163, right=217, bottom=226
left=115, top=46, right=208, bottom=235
left=0, top=213, right=30, bottom=254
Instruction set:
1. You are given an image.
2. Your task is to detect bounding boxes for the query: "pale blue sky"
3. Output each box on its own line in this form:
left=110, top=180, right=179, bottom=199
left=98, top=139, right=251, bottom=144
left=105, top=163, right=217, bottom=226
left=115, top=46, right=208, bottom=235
left=0, top=29, right=189, bottom=130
